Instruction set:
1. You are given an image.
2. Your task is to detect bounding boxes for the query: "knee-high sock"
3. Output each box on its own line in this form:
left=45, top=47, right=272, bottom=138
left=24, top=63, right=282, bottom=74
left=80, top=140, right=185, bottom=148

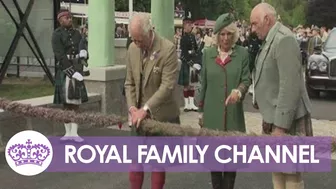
left=70, top=123, right=81, bottom=137
left=129, top=172, right=144, bottom=189
left=183, top=90, right=190, bottom=109
left=60, top=123, right=72, bottom=140
left=64, top=123, right=71, bottom=136
left=183, top=90, right=189, bottom=98
left=188, top=89, right=195, bottom=97
left=272, top=172, right=286, bottom=189
left=285, top=173, right=304, bottom=189
left=70, top=123, right=84, bottom=142
left=188, top=89, right=198, bottom=110
left=151, top=172, right=165, bottom=189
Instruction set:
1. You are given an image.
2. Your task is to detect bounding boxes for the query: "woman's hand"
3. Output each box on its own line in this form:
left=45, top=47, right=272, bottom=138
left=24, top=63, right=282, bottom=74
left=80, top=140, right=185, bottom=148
left=225, top=89, right=241, bottom=105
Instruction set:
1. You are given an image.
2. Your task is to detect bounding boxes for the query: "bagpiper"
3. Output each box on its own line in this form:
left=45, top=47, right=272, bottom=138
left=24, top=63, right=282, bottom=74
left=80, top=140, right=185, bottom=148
left=51, top=9, right=90, bottom=142
left=178, top=10, right=201, bottom=112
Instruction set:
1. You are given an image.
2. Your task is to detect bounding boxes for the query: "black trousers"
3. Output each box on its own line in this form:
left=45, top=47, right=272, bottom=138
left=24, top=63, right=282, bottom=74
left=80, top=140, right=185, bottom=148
left=210, top=172, right=236, bottom=189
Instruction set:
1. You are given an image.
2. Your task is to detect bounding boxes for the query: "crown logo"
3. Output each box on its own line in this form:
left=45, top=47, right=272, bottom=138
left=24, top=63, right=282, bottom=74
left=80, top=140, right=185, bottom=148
left=7, top=139, right=51, bottom=167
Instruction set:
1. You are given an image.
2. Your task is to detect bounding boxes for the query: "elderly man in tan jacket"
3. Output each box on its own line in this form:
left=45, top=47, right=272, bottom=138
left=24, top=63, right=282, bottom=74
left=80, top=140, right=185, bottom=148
left=124, top=13, right=180, bottom=189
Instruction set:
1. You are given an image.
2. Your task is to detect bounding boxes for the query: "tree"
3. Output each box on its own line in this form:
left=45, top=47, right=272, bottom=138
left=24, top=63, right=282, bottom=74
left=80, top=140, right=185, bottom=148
left=114, top=0, right=310, bottom=28
left=115, top=0, right=151, bottom=12
left=307, top=0, right=336, bottom=29
left=264, top=0, right=307, bottom=27
left=115, top=0, right=127, bottom=11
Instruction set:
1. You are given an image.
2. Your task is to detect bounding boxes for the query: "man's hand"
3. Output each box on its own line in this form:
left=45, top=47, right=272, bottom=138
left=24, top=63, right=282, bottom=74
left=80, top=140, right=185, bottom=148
left=128, top=106, right=138, bottom=127
left=129, top=106, right=137, bottom=115
left=271, top=126, right=286, bottom=136
left=131, top=109, right=148, bottom=128
left=225, top=90, right=240, bottom=105
left=129, top=106, right=137, bottom=122
left=198, top=113, right=203, bottom=128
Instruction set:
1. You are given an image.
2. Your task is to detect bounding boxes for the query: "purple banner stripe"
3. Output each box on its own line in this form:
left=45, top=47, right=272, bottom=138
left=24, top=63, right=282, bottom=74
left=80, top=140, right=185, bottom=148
left=44, top=136, right=332, bottom=172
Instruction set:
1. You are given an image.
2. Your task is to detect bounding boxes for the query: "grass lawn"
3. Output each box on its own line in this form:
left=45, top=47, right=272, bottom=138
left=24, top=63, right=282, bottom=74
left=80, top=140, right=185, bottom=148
left=0, top=77, right=54, bottom=101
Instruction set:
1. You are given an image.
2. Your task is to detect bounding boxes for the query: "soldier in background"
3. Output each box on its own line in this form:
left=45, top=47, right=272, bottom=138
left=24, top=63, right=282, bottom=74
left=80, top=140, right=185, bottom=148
left=247, top=30, right=262, bottom=95
left=307, top=26, right=322, bottom=55
left=51, top=9, right=89, bottom=143
left=79, top=23, right=88, bottom=50
left=178, top=11, right=201, bottom=112
left=247, top=30, right=262, bottom=73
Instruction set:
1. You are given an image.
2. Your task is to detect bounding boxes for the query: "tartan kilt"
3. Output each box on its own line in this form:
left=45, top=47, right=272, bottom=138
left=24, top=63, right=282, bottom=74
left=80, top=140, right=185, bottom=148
left=262, top=113, right=313, bottom=136
left=178, top=62, right=200, bottom=87
left=53, top=70, right=89, bottom=105
left=262, top=113, right=313, bottom=173
left=178, top=61, right=190, bottom=86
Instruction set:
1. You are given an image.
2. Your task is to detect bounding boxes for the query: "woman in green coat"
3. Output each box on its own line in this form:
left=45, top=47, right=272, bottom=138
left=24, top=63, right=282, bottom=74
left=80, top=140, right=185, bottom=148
left=198, top=13, right=251, bottom=189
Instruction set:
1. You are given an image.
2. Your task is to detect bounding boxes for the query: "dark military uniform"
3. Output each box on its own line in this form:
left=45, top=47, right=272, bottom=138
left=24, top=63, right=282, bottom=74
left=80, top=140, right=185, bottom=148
left=79, top=26, right=90, bottom=75
left=177, top=30, right=198, bottom=86
left=52, top=27, right=88, bottom=105
left=79, top=34, right=88, bottom=52
left=177, top=11, right=200, bottom=111
left=247, top=32, right=262, bottom=73
left=195, top=37, right=205, bottom=66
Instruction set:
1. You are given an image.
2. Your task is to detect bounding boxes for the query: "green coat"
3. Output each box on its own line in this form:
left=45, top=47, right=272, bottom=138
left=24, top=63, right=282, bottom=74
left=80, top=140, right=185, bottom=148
left=198, top=45, right=251, bottom=132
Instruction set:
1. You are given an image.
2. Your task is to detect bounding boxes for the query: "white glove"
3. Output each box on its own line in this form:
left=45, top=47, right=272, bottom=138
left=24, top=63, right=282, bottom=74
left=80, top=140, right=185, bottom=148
left=193, top=64, right=201, bottom=70
left=72, top=72, right=84, bottom=81
left=83, top=65, right=89, bottom=72
left=79, top=50, right=88, bottom=59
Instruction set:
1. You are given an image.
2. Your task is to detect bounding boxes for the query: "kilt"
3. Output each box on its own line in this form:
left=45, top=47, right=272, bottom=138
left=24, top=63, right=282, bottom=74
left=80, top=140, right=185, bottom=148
left=262, top=113, right=313, bottom=136
left=178, top=61, right=200, bottom=87
left=262, top=113, right=313, bottom=173
left=53, top=70, right=88, bottom=105
left=178, top=61, right=190, bottom=86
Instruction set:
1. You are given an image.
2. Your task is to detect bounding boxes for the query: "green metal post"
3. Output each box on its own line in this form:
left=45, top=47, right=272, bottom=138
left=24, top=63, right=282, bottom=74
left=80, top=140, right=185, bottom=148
left=151, top=0, right=175, bottom=42
left=88, top=0, right=115, bottom=67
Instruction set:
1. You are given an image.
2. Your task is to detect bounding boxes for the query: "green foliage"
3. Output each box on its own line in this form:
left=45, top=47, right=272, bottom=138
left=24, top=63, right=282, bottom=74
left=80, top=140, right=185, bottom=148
left=115, top=0, right=127, bottom=11
left=291, top=3, right=307, bottom=26
left=264, top=0, right=307, bottom=27
left=307, top=0, right=336, bottom=29
left=0, top=78, right=54, bottom=101
left=114, top=0, right=308, bottom=27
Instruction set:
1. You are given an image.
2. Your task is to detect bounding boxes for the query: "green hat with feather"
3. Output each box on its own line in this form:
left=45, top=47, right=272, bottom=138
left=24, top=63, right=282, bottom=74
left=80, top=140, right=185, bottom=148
left=213, top=13, right=235, bottom=34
